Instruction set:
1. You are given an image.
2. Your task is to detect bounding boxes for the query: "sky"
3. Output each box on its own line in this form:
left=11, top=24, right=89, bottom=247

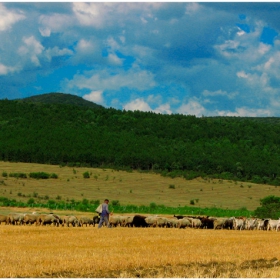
left=1, top=2, right=280, bottom=117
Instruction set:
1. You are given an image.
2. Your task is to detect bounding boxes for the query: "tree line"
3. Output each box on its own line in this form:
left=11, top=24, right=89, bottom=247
left=1, top=97, right=280, bottom=185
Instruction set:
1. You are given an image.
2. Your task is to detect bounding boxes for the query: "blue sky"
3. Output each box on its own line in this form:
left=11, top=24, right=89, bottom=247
left=1, top=2, right=280, bottom=117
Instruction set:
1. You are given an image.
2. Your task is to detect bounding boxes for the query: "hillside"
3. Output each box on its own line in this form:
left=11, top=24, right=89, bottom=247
left=1, top=161, right=278, bottom=211
left=1, top=93, right=280, bottom=186
left=18, top=92, right=103, bottom=109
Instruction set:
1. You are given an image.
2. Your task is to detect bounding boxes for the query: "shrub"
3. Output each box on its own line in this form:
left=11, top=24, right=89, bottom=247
left=190, top=199, right=195, bottom=205
left=48, top=200, right=56, bottom=205
left=169, top=184, right=175, bottom=189
left=83, top=171, right=90, bottom=178
left=50, top=173, right=58, bottom=179
left=27, top=198, right=35, bottom=204
left=90, top=199, right=100, bottom=205
left=2, top=172, right=8, bottom=178
left=150, top=202, right=157, bottom=209
left=82, top=198, right=89, bottom=205
left=9, top=172, right=27, bottom=179
left=112, top=200, right=120, bottom=206
left=29, top=172, right=50, bottom=179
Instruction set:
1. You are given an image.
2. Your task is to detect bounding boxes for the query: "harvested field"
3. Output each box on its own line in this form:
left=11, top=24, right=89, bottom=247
left=1, top=225, right=280, bottom=278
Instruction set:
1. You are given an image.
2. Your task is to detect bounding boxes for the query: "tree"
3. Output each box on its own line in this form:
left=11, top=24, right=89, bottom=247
left=254, top=195, right=280, bottom=219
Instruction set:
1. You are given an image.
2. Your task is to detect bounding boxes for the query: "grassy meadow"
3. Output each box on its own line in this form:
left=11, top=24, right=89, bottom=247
left=1, top=225, right=280, bottom=278
left=1, top=161, right=280, bottom=211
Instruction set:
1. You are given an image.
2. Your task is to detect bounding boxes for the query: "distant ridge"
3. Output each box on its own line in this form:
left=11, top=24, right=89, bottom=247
left=19, top=92, right=104, bottom=109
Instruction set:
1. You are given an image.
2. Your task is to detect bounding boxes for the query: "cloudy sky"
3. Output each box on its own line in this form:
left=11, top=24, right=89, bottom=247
left=1, top=2, right=280, bottom=117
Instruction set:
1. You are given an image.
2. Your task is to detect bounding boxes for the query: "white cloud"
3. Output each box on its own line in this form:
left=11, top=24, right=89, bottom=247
left=65, top=67, right=156, bottom=92
left=76, top=39, right=93, bottom=52
left=177, top=99, right=207, bottom=116
left=123, top=98, right=152, bottom=112
left=0, top=63, right=17, bottom=75
left=74, top=39, right=97, bottom=57
left=107, top=53, right=123, bottom=66
left=0, top=4, right=25, bottom=31
left=39, top=13, right=73, bottom=37
left=83, top=90, right=104, bottom=104
left=215, top=21, right=267, bottom=63
left=215, top=107, right=272, bottom=117
left=154, top=103, right=172, bottom=114
left=72, top=3, right=107, bottom=28
left=72, top=2, right=164, bottom=29
left=237, top=70, right=273, bottom=93
left=45, top=46, right=73, bottom=61
left=147, top=94, right=162, bottom=105
left=185, top=2, right=201, bottom=15
left=18, top=36, right=44, bottom=67
left=202, top=89, right=237, bottom=99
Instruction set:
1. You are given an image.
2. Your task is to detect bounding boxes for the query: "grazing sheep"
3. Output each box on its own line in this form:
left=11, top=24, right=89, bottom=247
left=62, top=215, right=80, bottom=227
left=79, top=216, right=94, bottom=227
left=0, top=214, right=8, bottom=225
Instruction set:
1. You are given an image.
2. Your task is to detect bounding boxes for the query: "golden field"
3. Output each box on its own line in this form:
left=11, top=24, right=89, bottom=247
left=1, top=161, right=280, bottom=210
left=1, top=224, right=280, bottom=278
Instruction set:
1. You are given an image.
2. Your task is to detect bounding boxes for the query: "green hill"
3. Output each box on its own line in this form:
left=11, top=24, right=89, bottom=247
left=18, top=92, right=103, bottom=109
left=1, top=92, right=280, bottom=186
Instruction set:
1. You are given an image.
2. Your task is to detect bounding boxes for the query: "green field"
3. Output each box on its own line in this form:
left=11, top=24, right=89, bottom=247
left=1, top=161, right=279, bottom=212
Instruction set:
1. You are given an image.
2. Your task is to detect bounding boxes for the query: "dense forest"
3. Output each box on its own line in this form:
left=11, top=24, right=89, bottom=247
left=1, top=93, right=280, bottom=186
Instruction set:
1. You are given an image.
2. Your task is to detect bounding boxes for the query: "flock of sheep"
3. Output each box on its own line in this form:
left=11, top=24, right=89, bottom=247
left=1, top=212, right=280, bottom=231
left=0, top=212, right=99, bottom=227
left=109, top=214, right=280, bottom=231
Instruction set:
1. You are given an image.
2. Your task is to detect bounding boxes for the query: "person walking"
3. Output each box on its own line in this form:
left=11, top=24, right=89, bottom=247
left=98, top=199, right=112, bottom=228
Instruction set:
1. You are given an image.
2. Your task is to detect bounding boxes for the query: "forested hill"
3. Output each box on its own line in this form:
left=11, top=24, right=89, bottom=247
left=18, top=92, right=103, bottom=109
left=1, top=94, right=280, bottom=186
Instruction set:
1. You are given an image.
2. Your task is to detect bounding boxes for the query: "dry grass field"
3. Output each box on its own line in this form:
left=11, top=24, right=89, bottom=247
left=1, top=161, right=280, bottom=210
left=1, top=224, right=280, bottom=278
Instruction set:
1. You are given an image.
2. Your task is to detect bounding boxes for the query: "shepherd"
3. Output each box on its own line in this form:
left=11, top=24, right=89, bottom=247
left=98, top=199, right=112, bottom=228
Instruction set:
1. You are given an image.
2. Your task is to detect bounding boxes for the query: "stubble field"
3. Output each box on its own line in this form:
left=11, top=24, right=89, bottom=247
left=1, top=224, right=280, bottom=278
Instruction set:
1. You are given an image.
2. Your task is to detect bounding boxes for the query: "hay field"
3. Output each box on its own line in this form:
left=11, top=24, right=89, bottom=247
left=1, top=225, right=280, bottom=278
left=1, top=161, right=279, bottom=210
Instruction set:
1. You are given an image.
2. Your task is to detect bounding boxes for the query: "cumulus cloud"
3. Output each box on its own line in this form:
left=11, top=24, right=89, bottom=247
left=65, top=67, right=156, bottom=92
left=177, top=99, right=207, bottom=117
left=2, top=2, right=280, bottom=116
left=18, top=36, right=44, bottom=67
left=72, top=2, right=111, bottom=28
left=202, top=89, right=237, bottom=99
left=215, top=107, right=272, bottom=117
left=154, top=103, right=172, bottom=114
left=0, top=63, right=17, bottom=75
left=107, top=53, right=123, bottom=66
left=123, top=98, right=152, bottom=112
left=45, top=46, right=73, bottom=61
left=39, top=13, right=74, bottom=37
left=0, top=4, right=25, bottom=31
left=83, top=90, right=104, bottom=104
